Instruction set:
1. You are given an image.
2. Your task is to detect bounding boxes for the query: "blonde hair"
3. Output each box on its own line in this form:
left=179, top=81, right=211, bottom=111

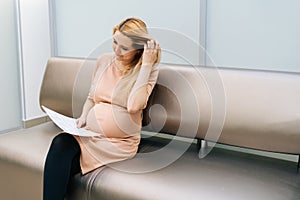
left=112, top=18, right=161, bottom=107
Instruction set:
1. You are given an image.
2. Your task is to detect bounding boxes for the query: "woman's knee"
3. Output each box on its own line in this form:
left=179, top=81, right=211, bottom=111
left=49, top=133, right=79, bottom=153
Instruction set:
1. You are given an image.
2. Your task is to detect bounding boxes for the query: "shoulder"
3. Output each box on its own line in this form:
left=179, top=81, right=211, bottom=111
left=96, top=53, right=114, bottom=66
left=93, top=53, right=114, bottom=74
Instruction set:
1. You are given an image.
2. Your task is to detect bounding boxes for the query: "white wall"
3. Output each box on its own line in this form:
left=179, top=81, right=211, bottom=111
left=0, top=0, right=22, bottom=132
left=206, top=0, right=300, bottom=72
left=18, top=0, right=51, bottom=121
left=53, top=0, right=203, bottom=65
left=53, top=0, right=300, bottom=73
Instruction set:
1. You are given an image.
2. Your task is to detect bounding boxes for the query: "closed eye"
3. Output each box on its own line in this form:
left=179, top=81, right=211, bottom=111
left=113, top=38, right=130, bottom=51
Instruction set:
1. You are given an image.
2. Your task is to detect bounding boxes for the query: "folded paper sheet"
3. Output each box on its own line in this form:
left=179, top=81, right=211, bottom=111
left=42, top=106, right=98, bottom=137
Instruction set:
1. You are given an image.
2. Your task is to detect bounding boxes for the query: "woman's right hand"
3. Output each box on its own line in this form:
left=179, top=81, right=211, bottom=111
left=142, top=40, right=159, bottom=66
left=76, top=117, right=86, bottom=128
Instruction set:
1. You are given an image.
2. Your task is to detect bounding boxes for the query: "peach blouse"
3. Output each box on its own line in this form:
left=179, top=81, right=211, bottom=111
left=74, top=53, right=158, bottom=174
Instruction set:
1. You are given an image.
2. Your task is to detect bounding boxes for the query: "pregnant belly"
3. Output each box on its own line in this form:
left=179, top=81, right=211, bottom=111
left=85, top=103, right=142, bottom=138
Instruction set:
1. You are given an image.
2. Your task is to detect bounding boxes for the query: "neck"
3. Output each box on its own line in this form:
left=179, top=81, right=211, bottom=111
left=113, top=57, right=125, bottom=73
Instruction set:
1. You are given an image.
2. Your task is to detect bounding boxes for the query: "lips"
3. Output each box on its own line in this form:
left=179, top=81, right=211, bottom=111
left=115, top=54, right=124, bottom=60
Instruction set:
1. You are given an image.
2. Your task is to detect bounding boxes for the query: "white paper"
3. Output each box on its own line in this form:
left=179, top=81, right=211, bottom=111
left=42, top=106, right=98, bottom=137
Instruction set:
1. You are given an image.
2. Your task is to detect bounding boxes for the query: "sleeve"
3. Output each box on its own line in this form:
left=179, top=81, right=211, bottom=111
left=144, top=65, right=159, bottom=98
left=87, top=55, right=108, bottom=101
left=127, top=64, right=159, bottom=112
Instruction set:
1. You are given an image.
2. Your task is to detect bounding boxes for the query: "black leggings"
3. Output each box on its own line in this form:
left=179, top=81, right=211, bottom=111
left=43, top=133, right=81, bottom=200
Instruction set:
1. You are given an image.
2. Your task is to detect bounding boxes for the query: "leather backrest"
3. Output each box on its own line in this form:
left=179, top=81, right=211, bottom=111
left=39, top=57, right=96, bottom=118
left=40, top=57, right=300, bottom=153
left=143, top=65, right=300, bottom=153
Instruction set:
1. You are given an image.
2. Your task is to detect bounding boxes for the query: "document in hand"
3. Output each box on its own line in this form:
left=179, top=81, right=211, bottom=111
left=42, top=106, right=98, bottom=137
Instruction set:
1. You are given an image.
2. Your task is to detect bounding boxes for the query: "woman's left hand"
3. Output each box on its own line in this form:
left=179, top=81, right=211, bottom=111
left=142, top=40, right=159, bottom=66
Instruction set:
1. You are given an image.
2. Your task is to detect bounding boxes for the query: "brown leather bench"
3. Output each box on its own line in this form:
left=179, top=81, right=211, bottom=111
left=0, top=57, right=300, bottom=200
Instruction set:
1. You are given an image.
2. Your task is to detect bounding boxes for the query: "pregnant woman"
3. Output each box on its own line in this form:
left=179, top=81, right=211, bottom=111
left=43, top=17, right=161, bottom=200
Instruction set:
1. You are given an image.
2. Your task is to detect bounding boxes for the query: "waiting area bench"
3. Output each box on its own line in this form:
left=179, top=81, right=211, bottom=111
left=0, top=57, right=300, bottom=200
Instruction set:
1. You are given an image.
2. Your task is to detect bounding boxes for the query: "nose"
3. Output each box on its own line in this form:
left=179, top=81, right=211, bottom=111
left=115, top=45, right=121, bottom=55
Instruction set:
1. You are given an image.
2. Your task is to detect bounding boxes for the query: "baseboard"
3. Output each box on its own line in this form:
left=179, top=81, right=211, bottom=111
left=23, top=116, right=51, bottom=129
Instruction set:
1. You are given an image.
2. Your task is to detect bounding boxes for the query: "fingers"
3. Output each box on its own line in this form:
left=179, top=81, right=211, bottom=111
left=76, top=119, right=82, bottom=128
left=143, top=39, right=159, bottom=66
left=76, top=118, right=86, bottom=128
left=145, top=40, right=159, bottom=50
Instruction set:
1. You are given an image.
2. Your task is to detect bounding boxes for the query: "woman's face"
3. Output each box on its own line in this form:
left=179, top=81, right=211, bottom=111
left=112, top=31, right=137, bottom=62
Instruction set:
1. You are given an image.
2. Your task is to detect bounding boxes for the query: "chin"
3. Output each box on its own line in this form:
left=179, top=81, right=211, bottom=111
left=117, top=55, right=132, bottom=63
